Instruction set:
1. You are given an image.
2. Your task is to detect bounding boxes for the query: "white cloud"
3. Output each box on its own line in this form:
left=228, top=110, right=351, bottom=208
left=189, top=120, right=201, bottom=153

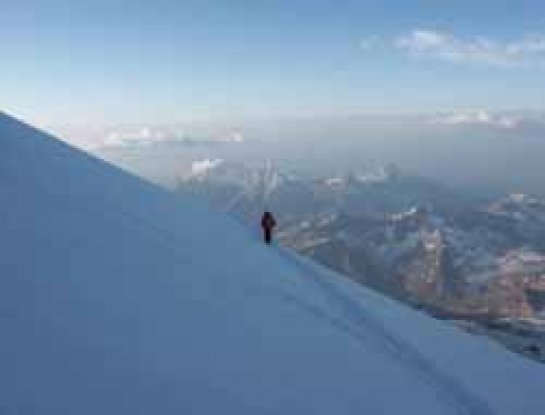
left=430, top=110, right=521, bottom=129
left=102, top=127, right=246, bottom=147
left=363, top=29, right=545, bottom=67
left=104, top=127, right=180, bottom=147
left=397, top=29, right=545, bottom=67
left=52, top=124, right=247, bottom=150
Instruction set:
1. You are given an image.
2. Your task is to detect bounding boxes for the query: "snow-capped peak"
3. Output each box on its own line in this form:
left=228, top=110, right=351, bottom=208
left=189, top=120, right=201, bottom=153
left=190, top=158, right=224, bottom=177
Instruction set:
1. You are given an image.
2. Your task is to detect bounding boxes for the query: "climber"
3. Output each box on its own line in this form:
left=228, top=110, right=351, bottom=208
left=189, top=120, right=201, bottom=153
left=261, top=211, right=277, bottom=244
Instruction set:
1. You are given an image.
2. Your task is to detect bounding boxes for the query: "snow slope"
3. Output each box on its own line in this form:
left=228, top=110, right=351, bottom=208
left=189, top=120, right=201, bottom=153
left=1, top=112, right=544, bottom=414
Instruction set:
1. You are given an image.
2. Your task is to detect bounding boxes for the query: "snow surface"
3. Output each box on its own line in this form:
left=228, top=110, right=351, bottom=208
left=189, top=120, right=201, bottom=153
left=1, top=111, right=545, bottom=414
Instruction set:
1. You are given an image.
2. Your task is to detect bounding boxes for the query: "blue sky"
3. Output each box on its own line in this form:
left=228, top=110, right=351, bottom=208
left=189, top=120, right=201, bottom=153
left=2, top=0, right=545, bottom=126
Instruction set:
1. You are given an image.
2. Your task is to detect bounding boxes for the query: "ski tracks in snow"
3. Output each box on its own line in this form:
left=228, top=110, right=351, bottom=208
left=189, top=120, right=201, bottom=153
left=275, top=249, right=495, bottom=415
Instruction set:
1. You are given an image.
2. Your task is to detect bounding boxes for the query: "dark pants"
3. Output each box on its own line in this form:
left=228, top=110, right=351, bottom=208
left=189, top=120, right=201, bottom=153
left=264, top=228, right=272, bottom=244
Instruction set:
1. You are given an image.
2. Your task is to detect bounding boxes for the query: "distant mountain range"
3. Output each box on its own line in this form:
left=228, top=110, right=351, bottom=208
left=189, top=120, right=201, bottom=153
left=178, top=160, right=545, bottom=359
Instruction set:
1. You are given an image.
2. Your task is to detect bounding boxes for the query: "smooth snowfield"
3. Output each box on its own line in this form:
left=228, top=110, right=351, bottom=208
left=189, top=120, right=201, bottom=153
left=1, top=112, right=544, bottom=414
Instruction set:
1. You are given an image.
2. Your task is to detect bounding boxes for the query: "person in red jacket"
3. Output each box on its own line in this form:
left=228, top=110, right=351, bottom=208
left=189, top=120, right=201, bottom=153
left=261, top=211, right=276, bottom=245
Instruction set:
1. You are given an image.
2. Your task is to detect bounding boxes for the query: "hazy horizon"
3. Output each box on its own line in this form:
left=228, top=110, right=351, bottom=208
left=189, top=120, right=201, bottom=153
left=3, top=1, right=545, bottom=198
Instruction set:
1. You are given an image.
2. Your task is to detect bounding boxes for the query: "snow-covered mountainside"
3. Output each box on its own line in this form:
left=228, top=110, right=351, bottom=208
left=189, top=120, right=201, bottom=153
left=1, top=111, right=545, bottom=414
